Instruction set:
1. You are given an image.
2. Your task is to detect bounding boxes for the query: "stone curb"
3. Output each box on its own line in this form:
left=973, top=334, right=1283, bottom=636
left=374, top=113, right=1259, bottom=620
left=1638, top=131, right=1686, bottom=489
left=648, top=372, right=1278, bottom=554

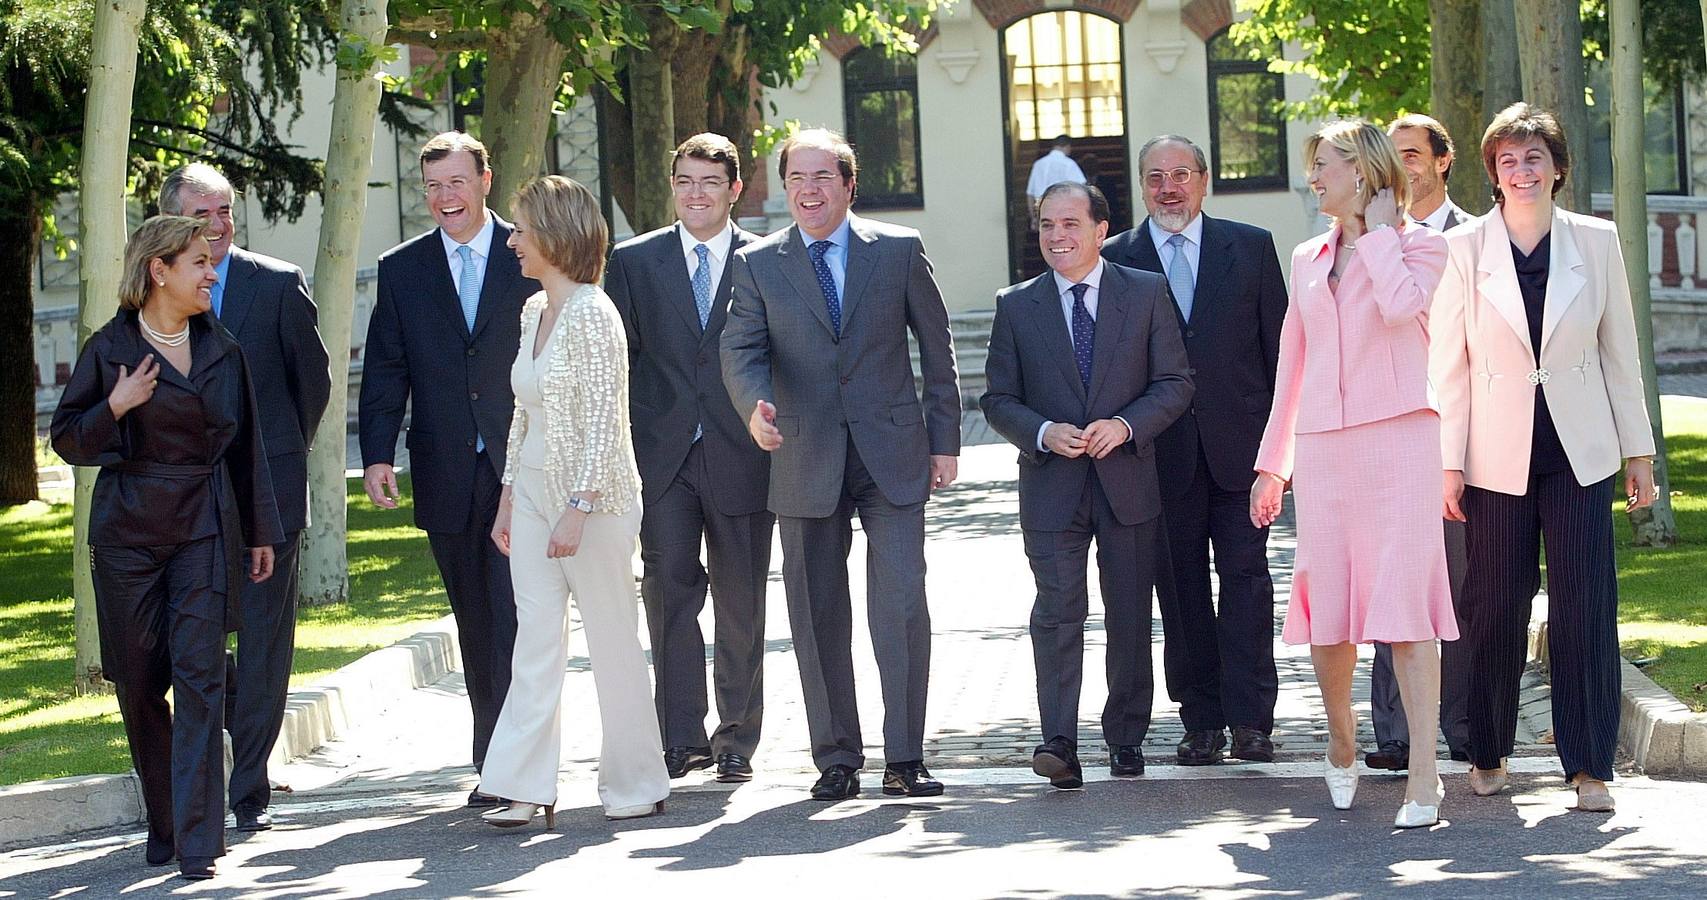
left=0, top=614, right=462, bottom=849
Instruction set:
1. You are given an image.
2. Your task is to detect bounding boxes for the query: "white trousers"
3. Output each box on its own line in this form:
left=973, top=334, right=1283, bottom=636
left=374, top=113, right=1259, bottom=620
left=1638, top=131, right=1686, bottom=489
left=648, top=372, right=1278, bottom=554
left=477, top=465, right=668, bottom=811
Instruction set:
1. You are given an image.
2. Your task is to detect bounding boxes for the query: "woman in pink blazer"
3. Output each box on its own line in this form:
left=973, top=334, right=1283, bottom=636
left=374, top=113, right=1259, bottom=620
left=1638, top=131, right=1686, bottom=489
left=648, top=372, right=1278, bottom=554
left=1251, top=121, right=1460, bottom=828
left=1430, top=103, right=1657, bottom=813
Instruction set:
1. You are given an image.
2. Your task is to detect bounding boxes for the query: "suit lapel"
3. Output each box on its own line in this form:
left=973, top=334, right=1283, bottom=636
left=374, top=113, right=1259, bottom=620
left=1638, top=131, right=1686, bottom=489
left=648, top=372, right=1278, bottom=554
left=471, top=217, right=517, bottom=342
left=1086, top=266, right=1128, bottom=406
left=217, top=249, right=259, bottom=338
left=1541, top=210, right=1588, bottom=353
left=656, top=225, right=706, bottom=337
left=1475, top=211, right=1535, bottom=357
left=1186, top=215, right=1233, bottom=330
left=702, top=227, right=754, bottom=347
left=422, top=230, right=472, bottom=343
left=778, top=227, right=839, bottom=338
left=839, top=215, right=879, bottom=330
left=1124, top=220, right=1165, bottom=273
left=1030, top=274, right=1086, bottom=405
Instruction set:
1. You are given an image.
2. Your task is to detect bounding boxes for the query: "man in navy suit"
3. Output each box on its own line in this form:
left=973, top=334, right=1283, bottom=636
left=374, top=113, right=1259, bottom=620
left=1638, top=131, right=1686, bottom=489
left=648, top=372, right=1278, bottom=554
left=359, top=133, right=539, bottom=804
left=1101, top=135, right=1287, bottom=766
left=161, top=163, right=332, bottom=832
left=608, top=134, right=773, bottom=784
left=982, top=181, right=1193, bottom=789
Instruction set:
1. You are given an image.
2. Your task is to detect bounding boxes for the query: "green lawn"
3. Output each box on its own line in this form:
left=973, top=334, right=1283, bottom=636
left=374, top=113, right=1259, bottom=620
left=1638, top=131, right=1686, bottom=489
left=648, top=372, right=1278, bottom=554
left=0, top=475, right=448, bottom=784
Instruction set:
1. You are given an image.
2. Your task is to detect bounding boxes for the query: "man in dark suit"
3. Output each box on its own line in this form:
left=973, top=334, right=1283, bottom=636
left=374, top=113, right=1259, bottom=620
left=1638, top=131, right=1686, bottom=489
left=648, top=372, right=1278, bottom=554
left=983, top=181, right=1193, bottom=789
left=160, top=163, right=332, bottom=832
left=608, top=133, right=773, bottom=784
left=1101, top=135, right=1286, bottom=766
left=359, top=132, right=538, bottom=805
left=722, top=128, right=960, bottom=801
left=1366, top=114, right=1472, bottom=771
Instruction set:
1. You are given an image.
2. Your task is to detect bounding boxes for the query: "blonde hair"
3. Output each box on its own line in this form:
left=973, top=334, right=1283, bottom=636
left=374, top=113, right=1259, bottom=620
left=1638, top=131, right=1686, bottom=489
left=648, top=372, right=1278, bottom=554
left=510, top=175, right=608, bottom=284
left=1304, top=120, right=1411, bottom=216
left=119, top=216, right=207, bottom=310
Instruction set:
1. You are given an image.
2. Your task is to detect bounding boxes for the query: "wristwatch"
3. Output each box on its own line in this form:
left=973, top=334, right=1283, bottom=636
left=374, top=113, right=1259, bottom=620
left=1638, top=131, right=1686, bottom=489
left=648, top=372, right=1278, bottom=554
left=567, top=496, right=595, bottom=514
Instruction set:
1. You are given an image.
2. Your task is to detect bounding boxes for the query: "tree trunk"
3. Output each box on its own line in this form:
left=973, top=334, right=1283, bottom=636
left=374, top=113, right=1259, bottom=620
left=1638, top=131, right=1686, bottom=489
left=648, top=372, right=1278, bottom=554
left=596, top=81, right=638, bottom=226
left=626, top=10, right=680, bottom=234
left=0, top=206, right=38, bottom=506
left=484, top=14, right=567, bottom=209
left=72, top=0, right=148, bottom=692
left=1430, top=0, right=1491, bottom=215
left=1612, top=0, right=1677, bottom=546
left=1514, top=0, right=1591, bottom=212
left=1483, top=0, right=1524, bottom=125
left=299, top=0, right=389, bottom=606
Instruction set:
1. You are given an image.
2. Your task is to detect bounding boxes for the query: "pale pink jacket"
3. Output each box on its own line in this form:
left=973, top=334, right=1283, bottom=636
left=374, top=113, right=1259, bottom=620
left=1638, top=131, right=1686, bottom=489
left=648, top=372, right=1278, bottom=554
left=1255, top=224, right=1448, bottom=479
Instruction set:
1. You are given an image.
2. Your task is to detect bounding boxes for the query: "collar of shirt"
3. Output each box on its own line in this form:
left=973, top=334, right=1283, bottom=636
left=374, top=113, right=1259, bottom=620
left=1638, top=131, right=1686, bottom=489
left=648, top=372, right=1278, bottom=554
left=1052, top=257, right=1106, bottom=318
left=440, top=211, right=496, bottom=266
left=802, top=216, right=852, bottom=281
left=677, top=219, right=734, bottom=268
left=1406, top=195, right=1461, bottom=232
left=212, top=250, right=233, bottom=288
left=1147, top=213, right=1204, bottom=260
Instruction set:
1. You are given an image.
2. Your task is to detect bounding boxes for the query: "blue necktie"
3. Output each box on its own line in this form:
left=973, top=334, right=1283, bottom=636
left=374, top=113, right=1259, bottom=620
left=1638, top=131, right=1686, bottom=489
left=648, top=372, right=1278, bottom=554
left=809, top=240, right=841, bottom=336
left=210, top=276, right=224, bottom=319
left=1166, top=232, right=1195, bottom=322
left=456, top=245, right=480, bottom=332
left=1070, top=283, right=1094, bottom=389
left=691, top=243, right=712, bottom=330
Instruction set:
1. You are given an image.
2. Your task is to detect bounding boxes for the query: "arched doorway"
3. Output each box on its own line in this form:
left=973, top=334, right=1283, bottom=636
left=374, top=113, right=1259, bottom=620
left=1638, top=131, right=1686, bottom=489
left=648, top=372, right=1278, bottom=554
left=1000, top=10, right=1131, bottom=283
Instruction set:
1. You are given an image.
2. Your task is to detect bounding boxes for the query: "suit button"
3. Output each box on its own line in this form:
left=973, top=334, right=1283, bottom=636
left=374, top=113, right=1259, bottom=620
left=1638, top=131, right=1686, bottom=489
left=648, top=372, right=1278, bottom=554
left=698, top=355, right=708, bottom=365
left=1186, top=330, right=1196, bottom=338
left=839, top=376, right=850, bottom=385
left=1186, top=368, right=1197, bottom=376
left=470, top=391, right=480, bottom=401
left=466, top=438, right=475, bottom=447
left=466, top=347, right=477, bottom=357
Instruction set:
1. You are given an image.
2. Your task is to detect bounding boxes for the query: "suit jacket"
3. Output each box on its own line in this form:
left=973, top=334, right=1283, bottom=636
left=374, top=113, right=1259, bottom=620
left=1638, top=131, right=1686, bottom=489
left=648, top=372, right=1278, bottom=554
left=1430, top=207, right=1654, bottom=494
left=359, top=214, right=540, bottom=532
left=721, top=214, right=960, bottom=518
left=218, top=246, right=332, bottom=534
left=607, top=223, right=769, bottom=516
left=1101, top=215, right=1286, bottom=496
left=980, top=262, right=1194, bottom=531
left=1255, top=224, right=1447, bottom=480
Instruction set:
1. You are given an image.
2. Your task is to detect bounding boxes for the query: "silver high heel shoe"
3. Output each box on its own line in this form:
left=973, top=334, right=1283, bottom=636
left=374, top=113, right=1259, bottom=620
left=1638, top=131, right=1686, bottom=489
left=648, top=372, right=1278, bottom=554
left=1394, top=777, right=1444, bottom=829
left=1324, top=751, right=1359, bottom=810
left=484, top=801, right=556, bottom=829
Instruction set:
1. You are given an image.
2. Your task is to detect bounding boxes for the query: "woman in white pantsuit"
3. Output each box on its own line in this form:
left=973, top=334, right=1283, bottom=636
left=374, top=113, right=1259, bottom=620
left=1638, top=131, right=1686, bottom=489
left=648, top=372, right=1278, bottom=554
left=481, top=175, right=669, bottom=827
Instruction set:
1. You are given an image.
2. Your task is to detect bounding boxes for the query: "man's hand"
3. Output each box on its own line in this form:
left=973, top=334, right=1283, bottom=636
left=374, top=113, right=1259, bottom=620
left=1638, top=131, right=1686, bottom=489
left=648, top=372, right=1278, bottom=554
left=748, top=400, right=783, bottom=451
left=1042, top=422, right=1087, bottom=458
left=1081, top=419, right=1130, bottom=459
left=929, top=455, right=958, bottom=493
left=249, top=545, right=275, bottom=583
left=364, top=463, right=401, bottom=509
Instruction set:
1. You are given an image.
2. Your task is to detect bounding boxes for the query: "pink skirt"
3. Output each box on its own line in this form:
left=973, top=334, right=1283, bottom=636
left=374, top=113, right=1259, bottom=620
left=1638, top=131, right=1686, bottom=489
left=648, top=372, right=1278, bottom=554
left=1281, top=409, right=1461, bottom=645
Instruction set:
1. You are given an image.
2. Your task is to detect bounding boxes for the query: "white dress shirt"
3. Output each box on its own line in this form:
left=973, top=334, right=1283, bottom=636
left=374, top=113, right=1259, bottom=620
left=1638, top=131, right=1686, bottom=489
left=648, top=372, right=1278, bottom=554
left=440, top=211, right=497, bottom=295
left=1148, top=213, right=1204, bottom=285
left=1036, top=259, right=1132, bottom=451
left=677, top=219, right=735, bottom=289
left=1026, top=149, right=1088, bottom=199
left=1406, top=195, right=1465, bottom=232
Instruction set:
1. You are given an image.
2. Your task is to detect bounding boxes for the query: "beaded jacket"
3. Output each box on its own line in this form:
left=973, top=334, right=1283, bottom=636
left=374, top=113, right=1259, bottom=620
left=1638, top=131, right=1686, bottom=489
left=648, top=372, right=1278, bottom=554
left=502, top=285, right=642, bottom=515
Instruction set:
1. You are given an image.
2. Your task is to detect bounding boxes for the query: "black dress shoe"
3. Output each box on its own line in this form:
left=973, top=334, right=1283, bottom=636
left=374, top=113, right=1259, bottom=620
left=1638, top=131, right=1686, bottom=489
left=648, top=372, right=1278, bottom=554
left=1365, top=740, right=1410, bottom=771
left=178, top=857, right=216, bottom=880
left=1229, top=726, right=1276, bottom=763
left=810, top=764, right=860, bottom=801
left=145, top=834, right=174, bottom=866
left=665, top=745, right=715, bottom=779
left=1109, top=744, right=1145, bottom=777
left=715, top=752, right=754, bottom=782
left=1176, top=729, right=1227, bottom=766
left=234, top=808, right=272, bottom=832
left=882, top=760, right=945, bottom=797
left=1032, top=739, right=1083, bottom=790
left=467, top=789, right=504, bottom=808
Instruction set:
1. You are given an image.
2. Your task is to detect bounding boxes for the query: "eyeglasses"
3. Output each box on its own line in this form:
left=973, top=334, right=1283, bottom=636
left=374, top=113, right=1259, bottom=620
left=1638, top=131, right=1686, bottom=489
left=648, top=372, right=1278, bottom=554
left=1143, top=168, right=1202, bottom=190
left=422, top=178, right=472, bottom=196
left=784, top=172, right=843, bottom=190
left=672, top=177, right=730, bottom=193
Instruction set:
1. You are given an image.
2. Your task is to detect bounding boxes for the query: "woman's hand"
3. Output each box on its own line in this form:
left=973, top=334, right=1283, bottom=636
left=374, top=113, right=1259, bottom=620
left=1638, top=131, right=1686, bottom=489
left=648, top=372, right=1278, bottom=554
left=1443, top=470, right=1468, bottom=522
left=547, top=507, right=587, bottom=558
left=1363, top=187, right=1402, bottom=231
left=491, top=486, right=514, bottom=557
left=249, top=545, right=275, bottom=583
left=1626, top=457, right=1658, bottom=512
left=109, top=354, right=159, bottom=419
left=1249, top=471, right=1286, bottom=528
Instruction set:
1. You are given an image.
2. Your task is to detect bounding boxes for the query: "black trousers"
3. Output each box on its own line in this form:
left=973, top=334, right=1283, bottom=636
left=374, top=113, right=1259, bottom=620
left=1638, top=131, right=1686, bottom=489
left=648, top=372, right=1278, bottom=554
left=1154, top=447, right=1276, bottom=733
left=1371, top=519, right=1471, bottom=753
left=778, top=439, right=930, bottom=771
left=1462, top=473, right=1621, bottom=782
left=426, top=452, right=517, bottom=771
left=93, top=538, right=228, bottom=861
left=640, top=441, right=774, bottom=758
left=225, top=531, right=300, bottom=813
left=1023, top=469, right=1157, bottom=748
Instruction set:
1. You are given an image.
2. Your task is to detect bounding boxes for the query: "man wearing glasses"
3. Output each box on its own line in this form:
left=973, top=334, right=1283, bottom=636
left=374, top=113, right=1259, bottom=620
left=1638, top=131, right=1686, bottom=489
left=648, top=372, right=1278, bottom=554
left=722, top=128, right=960, bottom=802
left=1102, top=134, right=1288, bottom=767
left=607, top=133, right=773, bottom=785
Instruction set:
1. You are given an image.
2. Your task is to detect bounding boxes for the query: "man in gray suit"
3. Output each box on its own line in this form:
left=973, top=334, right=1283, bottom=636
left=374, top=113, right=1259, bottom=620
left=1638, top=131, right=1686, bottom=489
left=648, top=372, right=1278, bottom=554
left=608, top=133, right=773, bottom=784
left=981, top=182, right=1193, bottom=789
left=722, top=128, right=960, bottom=801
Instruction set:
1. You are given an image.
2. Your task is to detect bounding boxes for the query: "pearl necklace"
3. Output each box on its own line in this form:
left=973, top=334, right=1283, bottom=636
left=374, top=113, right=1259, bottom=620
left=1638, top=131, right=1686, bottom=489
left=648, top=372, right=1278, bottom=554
left=139, top=313, right=190, bottom=347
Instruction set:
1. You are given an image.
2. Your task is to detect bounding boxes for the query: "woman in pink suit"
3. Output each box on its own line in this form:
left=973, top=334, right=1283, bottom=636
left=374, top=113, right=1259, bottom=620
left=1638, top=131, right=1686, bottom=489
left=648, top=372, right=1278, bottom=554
left=1250, top=121, right=1460, bottom=828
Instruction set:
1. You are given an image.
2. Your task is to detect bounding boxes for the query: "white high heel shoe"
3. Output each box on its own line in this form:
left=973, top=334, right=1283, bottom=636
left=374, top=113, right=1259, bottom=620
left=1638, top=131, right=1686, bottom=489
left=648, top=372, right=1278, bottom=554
left=484, top=801, right=556, bottom=829
left=1394, top=777, right=1444, bottom=829
left=1324, top=751, right=1359, bottom=810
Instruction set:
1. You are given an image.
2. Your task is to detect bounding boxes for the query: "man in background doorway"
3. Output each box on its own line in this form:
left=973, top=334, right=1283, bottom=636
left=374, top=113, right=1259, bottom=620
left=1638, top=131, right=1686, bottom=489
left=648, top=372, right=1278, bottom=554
left=1026, top=134, right=1087, bottom=230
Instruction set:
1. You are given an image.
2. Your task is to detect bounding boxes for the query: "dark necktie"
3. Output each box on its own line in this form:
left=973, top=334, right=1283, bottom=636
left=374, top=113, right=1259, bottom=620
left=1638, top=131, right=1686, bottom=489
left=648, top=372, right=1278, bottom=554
left=1070, top=282, right=1093, bottom=389
left=809, top=240, right=841, bottom=336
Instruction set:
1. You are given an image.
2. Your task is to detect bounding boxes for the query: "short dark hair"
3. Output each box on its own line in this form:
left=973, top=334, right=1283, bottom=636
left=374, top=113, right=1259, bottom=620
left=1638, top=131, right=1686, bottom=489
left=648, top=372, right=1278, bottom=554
left=673, top=132, right=741, bottom=184
left=419, top=131, right=489, bottom=173
left=1388, top=113, right=1456, bottom=181
left=1039, top=181, right=1110, bottom=224
left=1481, top=102, right=1570, bottom=204
left=778, top=128, right=858, bottom=184
left=1052, top=134, right=1073, bottom=148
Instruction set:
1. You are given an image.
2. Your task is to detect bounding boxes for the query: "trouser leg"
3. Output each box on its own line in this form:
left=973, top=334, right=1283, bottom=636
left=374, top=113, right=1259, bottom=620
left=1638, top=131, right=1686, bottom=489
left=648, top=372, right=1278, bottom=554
left=229, top=531, right=300, bottom=813
left=1371, top=643, right=1410, bottom=746
left=94, top=544, right=175, bottom=851
left=1094, top=481, right=1156, bottom=748
left=1440, top=518, right=1472, bottom=755
left=1537, top=474, right=1621, bottom=782
left=1461, top=484, right=1541, bottom=770
left=638, top=451, right=712, bottom=750
left=701, top=483, right=774, bottom=759
left=162, top=538, right=228, bottom=860
left=1154, top=455, right=1222, bottom=732
left=1207, top=473, right=1276, bottom=732
left=1024, top=472, right=1094, bottom=747
left=779, top=503, right=862, bottom=771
